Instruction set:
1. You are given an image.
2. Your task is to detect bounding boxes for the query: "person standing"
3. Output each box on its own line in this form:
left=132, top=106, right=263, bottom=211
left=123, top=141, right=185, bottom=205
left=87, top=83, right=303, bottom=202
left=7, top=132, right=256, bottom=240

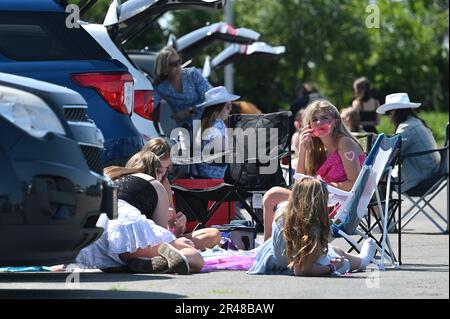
left=352, top=77, right=380, bottom=133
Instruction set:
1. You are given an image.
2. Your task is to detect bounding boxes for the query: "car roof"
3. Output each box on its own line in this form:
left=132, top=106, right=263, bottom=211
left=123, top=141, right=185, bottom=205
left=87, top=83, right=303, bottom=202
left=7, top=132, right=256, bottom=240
left=0, top=0, right=63, bottom=12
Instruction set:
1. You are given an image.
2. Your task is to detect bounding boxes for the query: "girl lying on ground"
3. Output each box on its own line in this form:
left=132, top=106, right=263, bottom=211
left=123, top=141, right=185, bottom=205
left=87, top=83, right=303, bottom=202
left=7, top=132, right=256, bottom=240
left=248, top=176, right=376, bottom=276
left=75, top=151, right=204, bottom=274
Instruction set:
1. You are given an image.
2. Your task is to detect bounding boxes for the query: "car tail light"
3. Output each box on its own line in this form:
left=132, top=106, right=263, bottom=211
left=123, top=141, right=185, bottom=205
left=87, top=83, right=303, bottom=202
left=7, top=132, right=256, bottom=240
left=134, top=90, right=155, bottom=121
left=71, top=72, right=133, bottom=114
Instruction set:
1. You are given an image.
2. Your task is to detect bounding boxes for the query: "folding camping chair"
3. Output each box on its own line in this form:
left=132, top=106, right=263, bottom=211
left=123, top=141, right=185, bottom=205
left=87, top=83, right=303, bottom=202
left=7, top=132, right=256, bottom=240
left=352, top=132, right=377, bottom=155
left=398, top=123, right=449, bottom=233
left=171, top=111, right=292, bottom=231
left=326, top=133, right=402, bottom=269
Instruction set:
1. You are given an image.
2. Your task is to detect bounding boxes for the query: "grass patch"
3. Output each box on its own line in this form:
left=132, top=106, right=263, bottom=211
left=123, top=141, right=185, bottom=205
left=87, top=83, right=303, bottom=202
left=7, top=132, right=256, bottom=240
left=376, top=111, right=448, bottom=146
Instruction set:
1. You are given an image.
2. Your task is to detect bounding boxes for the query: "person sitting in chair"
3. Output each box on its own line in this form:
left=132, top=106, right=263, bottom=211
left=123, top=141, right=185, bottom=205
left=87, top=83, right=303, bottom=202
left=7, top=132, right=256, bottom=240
left=262, top=100, right=366, bottom=241
left=194, top=86, right=240, bottom=179
left=376, top=93, right=440, bottom=192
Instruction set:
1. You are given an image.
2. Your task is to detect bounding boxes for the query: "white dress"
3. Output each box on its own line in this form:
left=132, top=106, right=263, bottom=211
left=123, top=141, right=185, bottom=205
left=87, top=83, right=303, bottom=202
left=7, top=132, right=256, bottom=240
left=76, top=199, right=175, bottom=269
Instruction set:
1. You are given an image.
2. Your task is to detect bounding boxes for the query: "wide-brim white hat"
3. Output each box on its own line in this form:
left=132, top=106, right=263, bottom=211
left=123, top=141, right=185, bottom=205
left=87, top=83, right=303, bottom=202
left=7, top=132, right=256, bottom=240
left=377, top=93, right=421, bottom=114
left=197, top=86, right=240, bottom=108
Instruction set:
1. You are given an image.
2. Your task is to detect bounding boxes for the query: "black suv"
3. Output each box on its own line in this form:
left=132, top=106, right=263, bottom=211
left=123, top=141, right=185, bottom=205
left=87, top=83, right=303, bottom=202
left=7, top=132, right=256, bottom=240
left=0, top=72, right=117, bottom=266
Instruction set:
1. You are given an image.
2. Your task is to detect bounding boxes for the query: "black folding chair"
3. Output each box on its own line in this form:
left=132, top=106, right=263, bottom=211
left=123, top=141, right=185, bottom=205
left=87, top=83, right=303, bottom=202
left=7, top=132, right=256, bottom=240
left=172, top=111, right=292, bottom=231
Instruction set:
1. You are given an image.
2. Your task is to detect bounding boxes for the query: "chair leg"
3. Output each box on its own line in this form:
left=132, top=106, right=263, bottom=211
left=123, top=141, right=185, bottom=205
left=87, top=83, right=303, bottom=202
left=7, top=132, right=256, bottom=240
left=446, top=177, right=449, bottom=234
left=235, top=192, right=263, bottom=230
left=401, top=183, right=447, bottom=232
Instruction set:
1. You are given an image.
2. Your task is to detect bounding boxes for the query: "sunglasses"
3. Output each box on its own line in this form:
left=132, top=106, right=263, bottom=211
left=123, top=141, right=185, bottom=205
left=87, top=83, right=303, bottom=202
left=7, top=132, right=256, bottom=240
left=168, top=59, right=182, bottom=67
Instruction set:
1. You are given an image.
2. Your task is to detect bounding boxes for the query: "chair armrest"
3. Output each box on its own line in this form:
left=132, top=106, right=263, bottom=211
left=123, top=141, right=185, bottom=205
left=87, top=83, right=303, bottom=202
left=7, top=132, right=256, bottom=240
left=401, top=146, right=448, bottom=163
left=294, top=173, right=352, bottom=205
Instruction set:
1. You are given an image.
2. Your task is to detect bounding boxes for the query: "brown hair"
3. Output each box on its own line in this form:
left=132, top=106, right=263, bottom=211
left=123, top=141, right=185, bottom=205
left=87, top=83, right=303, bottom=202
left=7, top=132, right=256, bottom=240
left=201, top=103, right=226, bottom=133
left=154, top=46, right=178, bottom=86
left=283, top=177, right=330, bottom=268
left=353, top=77, right=371, bottom=102
left=104, top=151, right=162, bottom=180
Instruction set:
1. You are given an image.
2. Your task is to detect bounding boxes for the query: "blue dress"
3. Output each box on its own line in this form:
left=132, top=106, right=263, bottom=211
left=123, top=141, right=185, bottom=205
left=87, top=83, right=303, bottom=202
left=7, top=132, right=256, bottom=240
left=195, top=119, right=228, bottom=179
left=247, top=212, right=292, bottom=275
left=153, top=67, right=212, bottom=128
left=247, top=206, right=349, bottom=275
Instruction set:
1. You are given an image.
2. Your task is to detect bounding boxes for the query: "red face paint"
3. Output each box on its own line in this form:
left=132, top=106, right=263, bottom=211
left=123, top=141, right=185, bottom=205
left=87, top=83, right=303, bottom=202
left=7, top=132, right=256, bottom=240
left=312, top=120, right=334, bottom=137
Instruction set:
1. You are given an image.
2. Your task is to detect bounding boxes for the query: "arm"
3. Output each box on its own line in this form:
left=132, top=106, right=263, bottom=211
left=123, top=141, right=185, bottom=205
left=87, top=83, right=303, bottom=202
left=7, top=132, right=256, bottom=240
left=192, top=68, right=212, bottom=96
left=292, top=241, right=334, bottom=276
left=331, top=137, right=363, bottom=191
left=295, top=125, right=314, bottom=174
left=161, top=178, right=174, bottom=209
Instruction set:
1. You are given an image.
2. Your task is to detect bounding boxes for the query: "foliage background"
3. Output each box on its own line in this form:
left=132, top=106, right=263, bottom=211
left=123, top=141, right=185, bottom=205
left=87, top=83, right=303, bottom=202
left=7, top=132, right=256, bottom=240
left=79, top=0, right=449, bottom=116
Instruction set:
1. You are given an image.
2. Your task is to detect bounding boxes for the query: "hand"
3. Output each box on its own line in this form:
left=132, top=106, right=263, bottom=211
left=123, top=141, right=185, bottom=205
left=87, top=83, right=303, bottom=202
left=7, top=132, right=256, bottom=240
left=330, top=257, right=345, bottom=270
left=167, top=208, right=176, bottom=224
left=175, top=211, right=187, bottom=235
left=298, top=125, right=314, bottom=151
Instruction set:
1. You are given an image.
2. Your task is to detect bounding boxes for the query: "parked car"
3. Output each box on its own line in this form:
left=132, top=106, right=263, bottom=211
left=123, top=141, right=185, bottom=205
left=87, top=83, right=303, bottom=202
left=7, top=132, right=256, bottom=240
left=82, top=0, right=227, bottom=142
left=0, top=72, right=117, bottom=266
left=0, top=0, right=140, bottom=167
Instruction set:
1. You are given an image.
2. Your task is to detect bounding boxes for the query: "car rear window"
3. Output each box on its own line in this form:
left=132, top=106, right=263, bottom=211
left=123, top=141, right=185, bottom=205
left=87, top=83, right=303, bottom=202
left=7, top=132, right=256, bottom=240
left=0, top=11, right=110, bottom=61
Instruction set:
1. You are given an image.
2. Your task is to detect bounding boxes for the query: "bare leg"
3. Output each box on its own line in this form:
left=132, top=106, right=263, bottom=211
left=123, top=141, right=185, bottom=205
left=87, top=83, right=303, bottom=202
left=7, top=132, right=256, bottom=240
left=171, top=238, right=204, bottom=272
left=332, top=246, right=361, bottom=271
left=120, top=239, right=204, bottom=273
left=263, top=187, right=291, bottom=241
left=183, top=228, right=221, bottom=251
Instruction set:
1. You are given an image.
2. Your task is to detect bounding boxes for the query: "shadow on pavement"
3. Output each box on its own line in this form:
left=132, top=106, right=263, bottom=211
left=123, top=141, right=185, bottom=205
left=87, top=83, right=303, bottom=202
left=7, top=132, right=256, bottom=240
left=395, top=263, right=449, bottom=272
left=0, top=272, right=173, bottom=283
left=0, top=289, right=185, bottom=299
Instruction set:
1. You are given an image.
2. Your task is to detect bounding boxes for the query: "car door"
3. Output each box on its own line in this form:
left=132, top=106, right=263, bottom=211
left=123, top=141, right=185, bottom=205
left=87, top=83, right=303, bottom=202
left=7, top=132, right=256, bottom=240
left=204, top=42, right=286, bottom=76
left=170, top=21, right=260, bottom=58
left=104, top=0, right=226, bottom=46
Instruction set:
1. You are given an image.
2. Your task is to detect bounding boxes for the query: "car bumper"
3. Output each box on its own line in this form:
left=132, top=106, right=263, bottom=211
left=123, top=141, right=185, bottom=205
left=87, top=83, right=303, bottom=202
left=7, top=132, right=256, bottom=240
left=0, top=121, right=117, bottom=265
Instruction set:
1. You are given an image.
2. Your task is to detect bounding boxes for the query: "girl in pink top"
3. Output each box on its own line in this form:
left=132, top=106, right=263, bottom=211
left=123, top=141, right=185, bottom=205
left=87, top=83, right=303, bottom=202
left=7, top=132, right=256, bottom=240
left=263, top=100, right=365, bottom=240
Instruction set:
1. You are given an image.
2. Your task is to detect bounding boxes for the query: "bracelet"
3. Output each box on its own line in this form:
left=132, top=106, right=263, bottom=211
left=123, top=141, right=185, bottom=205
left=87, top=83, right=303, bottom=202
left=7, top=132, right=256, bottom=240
left=328, top=263, right=336, bottom=274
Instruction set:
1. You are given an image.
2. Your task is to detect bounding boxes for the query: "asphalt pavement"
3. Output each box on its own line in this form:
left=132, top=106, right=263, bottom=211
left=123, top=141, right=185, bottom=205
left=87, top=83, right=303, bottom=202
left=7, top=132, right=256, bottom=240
left=0, top=189, right=448, bottom=300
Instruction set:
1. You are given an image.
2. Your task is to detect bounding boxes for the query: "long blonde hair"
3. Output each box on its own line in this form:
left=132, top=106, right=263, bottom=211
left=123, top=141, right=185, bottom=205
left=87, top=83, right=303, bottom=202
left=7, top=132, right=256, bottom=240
left=141, top=137, right=171, bottom=161
left=104, top=150, right=162, bottom=180
left=283, top=177, right=330, bottom=268
left=302, top=100, right=362, bottom=175
left=154, top=46, right=178, bottom=86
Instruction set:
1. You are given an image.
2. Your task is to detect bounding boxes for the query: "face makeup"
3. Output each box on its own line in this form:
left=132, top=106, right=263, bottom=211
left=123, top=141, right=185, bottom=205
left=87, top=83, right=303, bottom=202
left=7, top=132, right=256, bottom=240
left=311, top=120, right=334, bottom=137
